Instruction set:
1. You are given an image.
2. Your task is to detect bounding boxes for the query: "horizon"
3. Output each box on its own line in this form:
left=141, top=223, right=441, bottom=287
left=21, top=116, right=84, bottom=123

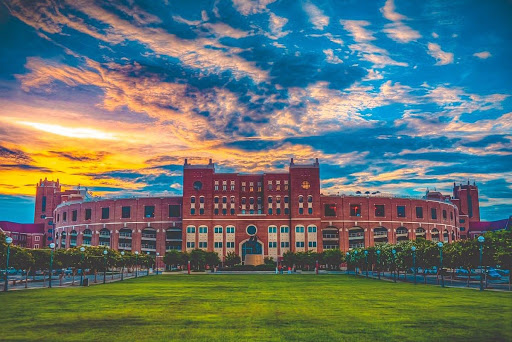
left=1, top=0, right=511, bottom=223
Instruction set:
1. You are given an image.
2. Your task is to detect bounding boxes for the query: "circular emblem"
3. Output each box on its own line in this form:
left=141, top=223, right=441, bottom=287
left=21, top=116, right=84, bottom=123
left=301, top=180, right=310, bottom=189
left=246, top=225, right=257, bottom=236
left=193, top=181, right=203, bottom=190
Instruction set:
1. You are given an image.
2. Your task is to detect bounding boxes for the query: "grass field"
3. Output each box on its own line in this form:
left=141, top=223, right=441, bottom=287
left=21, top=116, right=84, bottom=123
left=0, top=275, right=511, bottom=341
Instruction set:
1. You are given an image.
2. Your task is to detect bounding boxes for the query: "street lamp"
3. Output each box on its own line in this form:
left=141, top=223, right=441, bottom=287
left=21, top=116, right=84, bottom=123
left=147, top=251, right=150, bottom=276
left=345, top=252, right=350, bottom=275
left=135, top=251, right=139, bottom=278
left=364, top=250, right=368, bottom=278
left=156, top=252, right=160, bottom=276
left=376, top=250, right=381, bottom=280
left=103, top=249, right=108, bottom=284
left=437, top=242, right=444, bottom=288
left=49, top=243, right=55, bottom=288
left=478, top=236, right=485, bottom=291
left=354, top=250, right=358, bottom=275
left=4, top=237, right=13, bottom=292
left=411, top=246, right=417, bottom=285
left=392, top=249, right=397, bottom=283
left=79, top=247, right=85, bottom=286
left=120, top=251, right=125, bottom=281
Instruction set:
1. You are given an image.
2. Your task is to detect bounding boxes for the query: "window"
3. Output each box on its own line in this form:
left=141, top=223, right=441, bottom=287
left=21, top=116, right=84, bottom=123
left=63, top=212, right=67, bottom=221
left=118, top=206, right=129, bottom=219
left=308, top=241, right=317, bottom=248
left=308, top=226, right=317, bottom=233
left=301, top=181, right=310, bottom=189
left=443, top=210, right=447, bottom=219
left=199, top=208, right=204, bottom=215
left=214, top=197, right=219, bottom=203
left=214, top=227, right=223, bottom=234
left=190, top=208, right=196, bottom=215
left=214, top=209, right=219, bottom=215
left=35, top=236, right=40, bottom=241
left=101, top=207, right=109, bottom=219
left=187, top=242, right=195, bottom=248
left=41, top=196, right=47, bottom=212
left=450, top=211, right=453, bottom=220
left=222, top=209, right=227, bottom=215
left=241, top=197, right=246, bottom=205
left=268, top=226, right=277, bottom=233
left=268, top=196, right=273, bottom=203
left=57, top=214, right=60, bottom=222
left=144, top=205, right=155, bottom=218
left=199, top=227, right=208, bottom=234
left=281, top=226, right=289, bottom=233
left=230, top=209, right=235, bottom=215
left=231, top=185, right=235, bottom=191
left=215, top=185, right=219, bottom=191
left=169, top=205, right=180, bottom=217
left=250, top=198, right=255, bottom=205
left=231, top=196, right=235, bottom=203
left=191, top=197, right=196, bottom=204
left=281, top=241, right=290, bottom=248
left=199, top=196, right=205, bottom=204
left=295, top=226, right=305, bottom=233
left=460, top=227, right=465, bottom=231
left=284, top=196, right=289, bottom=203
left=299, top=208, right=304, bottom=214
left=397, top=206, right=406, bottom=218
left=276, top=196, right=281, bottom=203
left=276, top=208, right=281, bottom=215
left=375, top=205, right=385, bottom=217
left=215, top=242, right=223, bottom=248
left=460, top=218, right=465, bottom=223
left=269, top=241, right=277, bottom=248
left=268, top=208, right=273, bottom=215
left=268, top=184, right=272, bottom=191
left=223, top=185, right=227, bottom=191
left=223, top=196, right=227, bottom=203
left=296, top=241, right=305, bottom=247
left=193, top=181, right=202, bottom=190
left=298, top=196, right=303, bottom=203
left=416, top=207, right=423, bottom=219
left=226, top=242, right=235, bottom=248
left=285, top=208, right=289, bottom=215
left=226, top=227, right=235, bottom=234
left=72, top=210, right=77, bottom=222
left=308, top=195, right=313, bottom=203
left=350, top=204, right=361, bottom=217
left=431, top=208, right=437, bottom=219
left=199, top=242, right=207, bottom=248
left=257, top=197, right=262, bottom=205
left=308, top=208, right=313, bottom=215
left=323, top=204, right=336, bottom=217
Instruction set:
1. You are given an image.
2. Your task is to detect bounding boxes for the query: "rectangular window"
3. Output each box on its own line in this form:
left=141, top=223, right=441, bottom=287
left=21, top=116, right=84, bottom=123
left=215, top=242, right=223, bottom=248
left=169, top=205, right=180, bottom=217
left=144, top=205, right=155, bottom=218
left=281, top=241, right=290, bottom=248
left=231, top=185, right=235, bottom=191
left=241, top=197, right=246, bottom=205
left=223, top=185, right=227, bottom=191
left=308, top=208, right=313, bottom=215
left=295, top=226, right=305, bottom=233
left=460, top=218, right=465, bottom=223
left=121, top=206, right=130, bottom=218
left=276, top=208, right=281, bottom=215
left=227, top=227, right=235, bottom=234
left=187, top=242, right=195, bottom=248
left=416, top=207, right=423, bottom=219
left=431, top=208, right=437, bottom=219
left=72, top=210, right=77, bottom=222
left=199, top=197, right=204, bottom=204
left=214, top=227, right=223, bottom=234
left=268, top=227, right=277, bottom=233
left=281, top=226, right=289, bottom=233
left=214, top=208, right=219, bottom=215
left=375, top=205, right=385, bottom=217
left=296, top=241, right=305, bottom=247
left=215, top=185, right=219, bottom=191
left=222, top=209, right=227, bottom=215
left=199, top=208, right=205, bottom=215
left=324, top=204, right=336, bottom=216
left=308, top=226, right=317, bottom=233
left=443, top=210, right=447, bottom=219
left=350, top=204, right=361, bottom=217
left=284, top=196, right=289, bottom=203
left=231, top=196, right=235, bottom=203
left=298, top=208, right=304, bottom=214
left=35, top=236, right=40, bottom=241
left=190, top=197, right=196, bottom=203
left=285, top=208, right=289, bottom=215
left=268, top=241, right=277, bottom=248
left=227, top=242, right=235, bottom=248
left=63, top=212, right=67, bottom=221
left=308, top=241, right=317, bottom=248
left=230, top=208, right=235, bottom=215
left=187, top=227, right=196, bottom=233
left=41, top=196, right=47, bottom=212
left=199, top=242, right=207, bottom=248
left=222, top=197, right=227, bottom=203
left=450, top=211, right=453, bottom=220
left=214, top=197, right=219, bottom=203
left=268, top=208, right=273, bottom=215
left=85, top=209, right=92, bottom=220
left=397, top=206, right=406, bottom=218
left=101, top=207, right=109, bottom=219
left=191, top=208, right=196, bottom=215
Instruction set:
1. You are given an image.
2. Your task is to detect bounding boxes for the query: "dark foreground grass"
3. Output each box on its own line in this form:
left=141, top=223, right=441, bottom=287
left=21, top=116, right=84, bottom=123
left=0, top=275, right=511, bottom=342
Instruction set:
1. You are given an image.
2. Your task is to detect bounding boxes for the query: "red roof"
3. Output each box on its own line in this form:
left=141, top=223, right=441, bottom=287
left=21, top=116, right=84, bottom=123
left=0, top=221, right=45, bottom=234
left=469, top=218, right=509, bottom=232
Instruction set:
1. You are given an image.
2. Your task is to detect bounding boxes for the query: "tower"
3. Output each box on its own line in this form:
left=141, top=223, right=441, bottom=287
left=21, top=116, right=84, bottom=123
left=34, top=178, right=62, bottom=246
left=453, top=181, right=480, bottom=223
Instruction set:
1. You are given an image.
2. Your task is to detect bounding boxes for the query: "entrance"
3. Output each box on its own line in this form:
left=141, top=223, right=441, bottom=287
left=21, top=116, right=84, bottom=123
left=242, top=239, right=263, bottom=265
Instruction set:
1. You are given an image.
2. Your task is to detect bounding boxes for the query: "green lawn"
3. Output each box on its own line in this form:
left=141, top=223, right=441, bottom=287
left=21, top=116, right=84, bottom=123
left=0, top=275, right=511, bottom=341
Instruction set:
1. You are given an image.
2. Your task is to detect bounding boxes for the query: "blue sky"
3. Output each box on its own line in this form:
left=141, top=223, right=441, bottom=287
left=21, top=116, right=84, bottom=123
left=0, top=0, right=511, bottom=222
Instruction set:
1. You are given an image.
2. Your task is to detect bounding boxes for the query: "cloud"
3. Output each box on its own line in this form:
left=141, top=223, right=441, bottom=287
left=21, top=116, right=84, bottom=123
left=232, top=0, right=277, bottom=15
left=473, top=51, right=491, bottom=59
left=340, top=20, right=375, bottom=42
left=323, top=49, right=343, bottom=64
left=380, top=0, right=421, bottom=43
left=427, top=42, right=454, bottom=65
left=268, top=12, right=289, bottom=39
left=303, top=2, right=329, bottom=30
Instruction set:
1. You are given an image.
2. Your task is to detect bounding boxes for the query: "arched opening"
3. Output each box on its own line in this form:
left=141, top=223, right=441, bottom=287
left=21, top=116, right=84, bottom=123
left=373, top=227, right=388, bottom=245
left=99, top=228, right=110, bottom=247
left=415, top=227, right=426, bottom=239
left=431, top=228, right=440, bottom=242
left=443, top=229, right=449, bottom=243
left=82, top=229, right=92, bottom=246
left=241, top=238, right=263, bottom=265
left=396, top=227, right=409, bottom=243
left=118, top=228, right=132, bottom=251
left=60, top=232, right=67, bottom=248
left=69, top=230, right=78, bottom=247
left=141, top=227, right=156, bottom=253
left=348, top=226, right=365, bottom=249
left=166, top=227, right=182, bottom=251
left=322, top=226, right=339, bottom=250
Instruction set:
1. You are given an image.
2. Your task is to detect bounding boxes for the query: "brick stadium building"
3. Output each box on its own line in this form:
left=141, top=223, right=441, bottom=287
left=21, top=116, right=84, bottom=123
left=33, top=159, right=483, bottom=264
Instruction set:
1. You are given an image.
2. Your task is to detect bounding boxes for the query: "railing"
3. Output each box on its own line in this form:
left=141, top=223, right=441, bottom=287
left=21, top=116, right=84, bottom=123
left=99, top=241, right=110, bottom=246
left=374, top=231, right=388, bottom=236
left=396, top=231, right=408, bottom=236
left=142, top=234, right=156, bottom=239
left=118, top=243, right=132, bottom=248
left=99, top=233, right=110, bottom=237
left=166, top=245, right=182, bottom=251
left=322, top=234, right=339, bottom=239
left=349, top=232, right=364, bottom=238
left=141, top=244, right=156, bottom=250
left=349, top=243, right=365, bottom=249
left=119, top=233, right=132, bottom=238
left=83, top=240, right=91, bottom=246
left=83, top=233, right=92, bottom=237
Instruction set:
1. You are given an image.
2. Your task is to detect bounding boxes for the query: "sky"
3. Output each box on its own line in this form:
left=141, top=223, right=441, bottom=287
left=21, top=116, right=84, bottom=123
left=0, top=0, right=511, bottom=223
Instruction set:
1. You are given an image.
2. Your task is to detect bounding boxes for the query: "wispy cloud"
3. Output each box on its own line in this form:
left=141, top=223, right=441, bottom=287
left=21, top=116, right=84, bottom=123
left=304, top=2, right=329, bottom=30
left=427, top=42, right=454, bottom=65
left=381, top=0, right=421, bottom=43
left=473, top=51, right=492, bottom=59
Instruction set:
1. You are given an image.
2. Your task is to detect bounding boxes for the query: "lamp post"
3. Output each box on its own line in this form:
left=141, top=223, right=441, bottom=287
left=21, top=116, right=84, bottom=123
left=437, top=242, right=444, bottom=288
left=376, top=250, right=381, bottom=280
left=147, top=251, right=150, bottom=276
left=354, top=250, right=358, bottom=275
left=80, top=247, right=85, bottom=286
left=49, top=243, right=55, bottom=288
left=478, top=236, right=485, bottom=291
left=345, top=252, right=350, bottom=275
left=120, top=251, right=125, bottom=281
left=156, top=252, right=160, bottom=276
left=135, top=251, right=139, bottom=278
left=103, top=249, right=108, bottom=284
left=4, top=237, right=13, bottom=292
left=364, top=250, right=368, bottom=278
left=411, top=246, right=417, bottom=285
left=392, top=249, right=397, bottom=283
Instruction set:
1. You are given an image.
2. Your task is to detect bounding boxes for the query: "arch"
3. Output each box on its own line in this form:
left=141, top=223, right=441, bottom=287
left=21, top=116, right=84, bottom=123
left=82, top=229, right=92, bottom=246
left=119, top=228, right=132, bottom=238
left=166, top=227, right=182, bottom=251
left=373, top=226, right=388, bottom=244
left=118, top=228, right=132, bottom=250
left=99, top=228, right=110, bottom=237
left=431, top=228, right=440, bottom=242
left=69, top=230, right=78, bottom=247
left=99, top=228, right=110, bottom=247
left=322, top=226, right=339, bottom=250
left=443, top=229, right=449, bottom=243
left=415, top=227, right=426, bottom=239
left=396, top=226, right=409, bottom=243
left=60, top=231, right=67, bottom=248
left=142, top=227, right=156, bottom=238
left=141, top=227, right=156, bottom=251
left=240, top=238, right=264, bottom=263
left=348, top=226, right=365, bottom=249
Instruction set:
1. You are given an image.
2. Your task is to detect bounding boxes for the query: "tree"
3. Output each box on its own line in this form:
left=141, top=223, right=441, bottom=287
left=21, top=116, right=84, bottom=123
left=205, top=252, right=221, bottom=269
left=282, top=251, right=295, bottom=268
left=10, top=247, right=34, bottom=288
left=189, top=249, right=207, bottom=270
left=164, top=250, right=183, bottom=269
left=323, top=249, right=343, bottom=270
left=31, top=249, right=51, bottom=286
left=224, top=252, right=241, bottom=267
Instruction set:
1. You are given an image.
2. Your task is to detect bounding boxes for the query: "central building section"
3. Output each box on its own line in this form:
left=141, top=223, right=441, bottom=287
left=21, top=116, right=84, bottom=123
left=182, top=158, right=321, bottom=264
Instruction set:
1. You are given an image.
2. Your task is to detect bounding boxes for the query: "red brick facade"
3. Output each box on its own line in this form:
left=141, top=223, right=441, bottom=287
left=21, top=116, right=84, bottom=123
left=49, top=159, right=468, bottom=263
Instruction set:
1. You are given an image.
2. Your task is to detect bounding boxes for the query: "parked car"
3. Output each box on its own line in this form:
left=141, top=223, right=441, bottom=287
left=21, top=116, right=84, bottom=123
left=495, top=269, right=510, bottom=277
left=486, top=270, right=502, bottom=280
